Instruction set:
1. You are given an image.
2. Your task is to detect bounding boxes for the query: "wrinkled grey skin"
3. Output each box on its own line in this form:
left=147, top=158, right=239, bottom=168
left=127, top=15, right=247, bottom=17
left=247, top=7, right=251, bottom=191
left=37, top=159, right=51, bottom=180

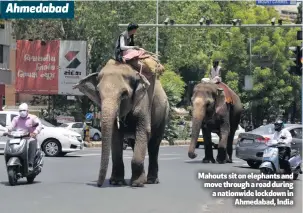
left=75, top=62, right=169, bottom=187
left=188, top=82, right=243, bottom=164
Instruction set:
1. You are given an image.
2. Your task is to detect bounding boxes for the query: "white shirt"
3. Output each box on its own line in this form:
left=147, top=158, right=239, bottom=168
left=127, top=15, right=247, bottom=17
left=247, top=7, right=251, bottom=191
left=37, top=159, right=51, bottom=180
left=120, top=33, right=135, bottom=51
left=271, top=129, right=292, bottom=147
left=210, top=66, right=221, bottom=79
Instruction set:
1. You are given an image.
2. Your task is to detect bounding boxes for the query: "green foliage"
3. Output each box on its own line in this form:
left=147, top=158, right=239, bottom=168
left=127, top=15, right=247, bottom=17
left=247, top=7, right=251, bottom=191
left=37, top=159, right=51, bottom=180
left=11, top=1, right=302, bottom=127
left=159, top=68, right=186, bottom=144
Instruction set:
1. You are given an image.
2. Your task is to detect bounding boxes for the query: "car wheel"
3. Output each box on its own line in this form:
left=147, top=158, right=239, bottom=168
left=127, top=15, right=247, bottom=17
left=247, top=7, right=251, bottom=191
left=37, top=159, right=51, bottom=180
left=196, top=143, right=200, bottom=148
left=43, top=140, right=61, bottom=157
left=93, top=133, right=101, bottom=141
left=247, top=160, right=261, bottom=169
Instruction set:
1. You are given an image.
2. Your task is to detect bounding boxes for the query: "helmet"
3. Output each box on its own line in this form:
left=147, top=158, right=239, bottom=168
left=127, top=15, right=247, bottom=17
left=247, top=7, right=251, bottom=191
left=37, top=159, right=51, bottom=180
left=274, top=120, right=284, bottom=131
left=127, top=22, right=139, bottom=31
left=19, top=103, right=28, bottom=118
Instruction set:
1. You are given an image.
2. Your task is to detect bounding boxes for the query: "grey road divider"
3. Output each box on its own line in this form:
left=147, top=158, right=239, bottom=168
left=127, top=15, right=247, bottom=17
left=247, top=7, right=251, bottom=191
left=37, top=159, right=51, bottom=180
left=84, top=139, right=238, bottom=148
left=84, top=140, right=191, bottom=148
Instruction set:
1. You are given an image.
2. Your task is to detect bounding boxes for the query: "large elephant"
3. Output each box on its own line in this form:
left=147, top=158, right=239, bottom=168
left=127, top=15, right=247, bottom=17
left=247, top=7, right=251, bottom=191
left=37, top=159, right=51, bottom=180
left=74, top=59, right=169, bottom=187
left=188, top=81, right=243, bottom=164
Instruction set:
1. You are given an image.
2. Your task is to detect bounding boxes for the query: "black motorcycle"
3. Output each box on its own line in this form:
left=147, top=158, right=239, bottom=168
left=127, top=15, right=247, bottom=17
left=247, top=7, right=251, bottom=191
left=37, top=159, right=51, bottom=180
left=3, top=130, right=44, bottom=186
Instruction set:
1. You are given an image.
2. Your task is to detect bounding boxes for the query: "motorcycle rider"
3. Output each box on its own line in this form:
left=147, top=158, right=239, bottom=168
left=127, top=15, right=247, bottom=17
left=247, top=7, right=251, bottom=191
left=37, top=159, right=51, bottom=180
left=6, top=103, right=42, bottom=172
left=271, top=120, right=292, bottom=174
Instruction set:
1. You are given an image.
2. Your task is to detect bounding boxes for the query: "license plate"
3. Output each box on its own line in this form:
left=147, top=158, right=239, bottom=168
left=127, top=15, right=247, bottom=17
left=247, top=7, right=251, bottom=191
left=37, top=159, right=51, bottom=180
left=197, top=138, right=204, bottom=142
left=241, top=139, right=253, bottom=144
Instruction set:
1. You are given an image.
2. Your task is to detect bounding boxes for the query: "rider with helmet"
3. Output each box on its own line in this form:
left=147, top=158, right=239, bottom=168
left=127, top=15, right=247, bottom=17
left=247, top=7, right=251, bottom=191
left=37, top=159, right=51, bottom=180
left=6, top=103, right=42, bottom=172
left=272, top=120, right=292, bottom=174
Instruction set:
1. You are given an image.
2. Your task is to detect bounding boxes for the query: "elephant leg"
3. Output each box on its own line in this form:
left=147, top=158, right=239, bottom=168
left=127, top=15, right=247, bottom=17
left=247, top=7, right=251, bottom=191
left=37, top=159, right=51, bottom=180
left=226, top=129, right=236, bottom=163
left=216, top=131, right=229, bottom=164
left=109, top=130, right=126, bottom=186
left=202, top=128, right=215, bottom=163
left=130, top=119, right=150, bottom=187
left=146, top=134, right=161, bottom=184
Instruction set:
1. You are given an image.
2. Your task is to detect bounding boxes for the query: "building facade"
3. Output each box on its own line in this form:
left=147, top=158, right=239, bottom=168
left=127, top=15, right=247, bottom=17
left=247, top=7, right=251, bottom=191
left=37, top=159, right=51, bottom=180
left=0, top=19, right=33, bottom=110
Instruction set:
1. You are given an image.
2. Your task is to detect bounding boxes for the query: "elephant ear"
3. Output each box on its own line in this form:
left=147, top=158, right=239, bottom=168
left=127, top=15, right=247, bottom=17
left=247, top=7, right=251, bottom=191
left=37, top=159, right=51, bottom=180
left=132, top=73, right=150, bottom=108
left=215, top=88, right=227, bottom=115
left=73, top=72, right=101, bottom=107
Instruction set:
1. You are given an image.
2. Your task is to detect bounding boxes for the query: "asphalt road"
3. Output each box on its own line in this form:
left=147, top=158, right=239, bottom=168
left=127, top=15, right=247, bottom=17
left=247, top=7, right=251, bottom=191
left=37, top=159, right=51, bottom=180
left=0, top=146, right=301, bottom=213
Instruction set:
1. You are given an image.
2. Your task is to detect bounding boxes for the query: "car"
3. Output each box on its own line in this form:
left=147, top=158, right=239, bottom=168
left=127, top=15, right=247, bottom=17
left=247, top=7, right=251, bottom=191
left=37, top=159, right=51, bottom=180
left=60, top=122, right=102, bottom=141
left=0, top=111, right=84, bottom=156
left=196, top=125, right=245, bottom=149
left=235, top=124, right=302, bottom=169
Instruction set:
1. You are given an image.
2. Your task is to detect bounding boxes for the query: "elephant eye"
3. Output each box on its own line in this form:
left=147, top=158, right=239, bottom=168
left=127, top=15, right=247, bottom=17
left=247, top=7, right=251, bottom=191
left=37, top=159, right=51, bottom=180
left=121, top=90, right=128, bottom=99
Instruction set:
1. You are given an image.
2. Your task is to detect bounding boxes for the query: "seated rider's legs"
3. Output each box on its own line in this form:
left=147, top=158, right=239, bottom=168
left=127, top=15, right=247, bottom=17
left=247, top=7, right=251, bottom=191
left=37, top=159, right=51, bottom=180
left=278, top=146, right=291, bottom=174
left=28, top=138, right=38, bottom=169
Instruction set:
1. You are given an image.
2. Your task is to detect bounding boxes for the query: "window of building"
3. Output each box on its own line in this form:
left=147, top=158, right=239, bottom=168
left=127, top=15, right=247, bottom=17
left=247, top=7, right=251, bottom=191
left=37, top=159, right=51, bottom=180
left=0, top=45, right=3, bottom=63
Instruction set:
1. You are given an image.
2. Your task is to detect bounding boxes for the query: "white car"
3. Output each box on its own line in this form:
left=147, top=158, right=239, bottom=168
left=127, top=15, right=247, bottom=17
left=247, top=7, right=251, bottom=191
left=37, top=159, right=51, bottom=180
left=211, top=125, right=245, bottom=147
left=0, top=111, right=84, bottom=156
left=60, top=122, right=102, bottom=141
left=196, top=125, right=245, bottom=149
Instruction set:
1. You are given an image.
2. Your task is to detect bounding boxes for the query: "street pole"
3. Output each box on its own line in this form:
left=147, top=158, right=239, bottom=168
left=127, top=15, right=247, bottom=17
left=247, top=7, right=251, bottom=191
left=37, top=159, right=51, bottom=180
left=249, top=37, right=253, bottom=128
left=156, top=0, right=159, bottom=57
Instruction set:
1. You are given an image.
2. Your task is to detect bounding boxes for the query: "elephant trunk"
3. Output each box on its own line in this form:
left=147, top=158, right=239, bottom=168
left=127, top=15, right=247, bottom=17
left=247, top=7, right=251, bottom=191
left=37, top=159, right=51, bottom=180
left=97, top=98, right=120, bottom=187
left=188, top=98, right=206, bottom=159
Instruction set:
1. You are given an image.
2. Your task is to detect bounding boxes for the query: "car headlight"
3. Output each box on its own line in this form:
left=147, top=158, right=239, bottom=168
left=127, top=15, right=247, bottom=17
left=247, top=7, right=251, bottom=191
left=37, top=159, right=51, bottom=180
left=63, top=134, right=77, bottom=140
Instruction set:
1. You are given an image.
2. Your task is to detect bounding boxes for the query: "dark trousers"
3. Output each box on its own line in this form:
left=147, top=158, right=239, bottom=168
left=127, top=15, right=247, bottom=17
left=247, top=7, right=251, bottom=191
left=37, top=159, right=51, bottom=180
left=28, top=138, right=37, bottom=166
left=278, top=146, right=291, bottom=174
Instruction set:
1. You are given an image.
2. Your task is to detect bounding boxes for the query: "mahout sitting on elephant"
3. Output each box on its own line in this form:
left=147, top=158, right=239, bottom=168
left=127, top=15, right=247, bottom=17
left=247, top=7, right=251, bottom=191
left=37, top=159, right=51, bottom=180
left=188, top=80, right=243, bottom=164
left=73, top=59, right=169, bottom=187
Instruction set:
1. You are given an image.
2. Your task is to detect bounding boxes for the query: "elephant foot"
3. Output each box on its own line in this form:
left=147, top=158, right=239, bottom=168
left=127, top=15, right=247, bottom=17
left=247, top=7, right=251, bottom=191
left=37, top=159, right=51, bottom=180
left=216, top=158, right=226, bottom=164
left=202, top=157, right=216, bottom=163
left=188, top=152, right=197, bottom=159
left=226, top=157, right=233, bottom=163
left=216, top=147, right=227, bottom=164
left=130, top=175, right=147, bottom=187
left=146, top=177, right=159, bottom=184
left=109, top=177, right=127, bottom=186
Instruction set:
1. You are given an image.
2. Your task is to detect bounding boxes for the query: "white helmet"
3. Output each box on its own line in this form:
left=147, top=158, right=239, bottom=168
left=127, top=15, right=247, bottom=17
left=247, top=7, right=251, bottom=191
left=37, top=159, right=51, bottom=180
left=19, top=103, right=28, bottom=118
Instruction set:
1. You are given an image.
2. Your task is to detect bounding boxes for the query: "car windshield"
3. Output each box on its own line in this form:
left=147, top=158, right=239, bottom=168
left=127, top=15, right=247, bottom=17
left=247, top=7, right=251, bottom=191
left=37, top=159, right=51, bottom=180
left=251, top=124, right=275, bottom=135
left=40, top=119, right=55, bottom=127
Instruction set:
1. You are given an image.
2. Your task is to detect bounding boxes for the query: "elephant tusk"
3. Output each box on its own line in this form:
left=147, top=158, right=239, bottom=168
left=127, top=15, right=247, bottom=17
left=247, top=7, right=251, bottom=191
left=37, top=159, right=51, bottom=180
left=117, top=116, right=120, bottom=129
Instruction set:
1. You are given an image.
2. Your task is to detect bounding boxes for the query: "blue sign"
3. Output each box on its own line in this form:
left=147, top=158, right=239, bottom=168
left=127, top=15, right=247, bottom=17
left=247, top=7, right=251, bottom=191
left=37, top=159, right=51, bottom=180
left=0, top=1, right=74, bottom=19
left=85, top=113, right=93, bottom=121
left=256, top=0, right=297, bottom=5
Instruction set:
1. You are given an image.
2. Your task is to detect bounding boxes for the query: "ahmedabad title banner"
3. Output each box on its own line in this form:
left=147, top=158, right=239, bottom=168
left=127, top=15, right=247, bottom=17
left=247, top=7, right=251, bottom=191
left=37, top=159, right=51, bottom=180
left=16, top=40, right=87, bottom=96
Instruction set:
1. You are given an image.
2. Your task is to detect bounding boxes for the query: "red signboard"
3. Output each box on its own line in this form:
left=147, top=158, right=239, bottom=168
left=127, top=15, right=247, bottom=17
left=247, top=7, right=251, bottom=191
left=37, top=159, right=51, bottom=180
left=15, top=40, right=59, bottom=94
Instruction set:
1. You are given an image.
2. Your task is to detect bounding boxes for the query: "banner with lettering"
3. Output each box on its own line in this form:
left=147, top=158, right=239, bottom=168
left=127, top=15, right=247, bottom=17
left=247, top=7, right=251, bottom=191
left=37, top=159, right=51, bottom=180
left=16, top=40, right=59, bottom=94
left=15, top=40, right=87, bottom=95
left=58, top=40, right=87, bottom=95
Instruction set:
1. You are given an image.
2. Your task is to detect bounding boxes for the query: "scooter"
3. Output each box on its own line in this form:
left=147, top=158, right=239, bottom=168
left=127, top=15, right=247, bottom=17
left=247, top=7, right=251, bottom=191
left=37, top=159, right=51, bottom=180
left=3, top=130, right=44, bottom=186
left=260, top=138, right=302, bottom=180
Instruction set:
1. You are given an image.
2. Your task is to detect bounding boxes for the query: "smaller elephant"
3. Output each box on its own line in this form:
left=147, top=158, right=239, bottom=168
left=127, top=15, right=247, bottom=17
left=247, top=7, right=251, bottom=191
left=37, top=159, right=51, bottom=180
left=188, top=81, right=243, bottom=164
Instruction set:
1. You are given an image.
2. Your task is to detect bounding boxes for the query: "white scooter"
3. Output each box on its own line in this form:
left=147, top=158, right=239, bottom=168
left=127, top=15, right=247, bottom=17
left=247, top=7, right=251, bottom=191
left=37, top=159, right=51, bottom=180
left=260, top=137, right=302, bottom=180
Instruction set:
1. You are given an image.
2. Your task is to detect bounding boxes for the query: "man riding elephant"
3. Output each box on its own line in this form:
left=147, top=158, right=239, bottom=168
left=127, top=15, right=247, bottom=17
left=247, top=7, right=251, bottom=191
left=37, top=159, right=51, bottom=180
left=202, top=60, right=232, bottom=104
left=114, top=22, right=165, bottom=111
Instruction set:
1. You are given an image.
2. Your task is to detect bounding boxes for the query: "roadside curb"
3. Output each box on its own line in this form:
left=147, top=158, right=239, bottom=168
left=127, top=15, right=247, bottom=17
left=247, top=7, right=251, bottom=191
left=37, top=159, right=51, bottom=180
left=84, top=140, right=191, bottom=148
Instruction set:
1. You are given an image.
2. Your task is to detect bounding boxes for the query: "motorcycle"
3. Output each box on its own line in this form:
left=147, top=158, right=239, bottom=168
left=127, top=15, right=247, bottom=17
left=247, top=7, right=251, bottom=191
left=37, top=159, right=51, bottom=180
left=259, top=137, right=302, bottom=180
left=3, top=130, right=44, bottom=186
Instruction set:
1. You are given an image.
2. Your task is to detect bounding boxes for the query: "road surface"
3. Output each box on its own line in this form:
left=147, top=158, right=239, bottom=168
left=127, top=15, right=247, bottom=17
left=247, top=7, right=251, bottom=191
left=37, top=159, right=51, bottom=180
left=0, top=146, right=301, bottom=213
